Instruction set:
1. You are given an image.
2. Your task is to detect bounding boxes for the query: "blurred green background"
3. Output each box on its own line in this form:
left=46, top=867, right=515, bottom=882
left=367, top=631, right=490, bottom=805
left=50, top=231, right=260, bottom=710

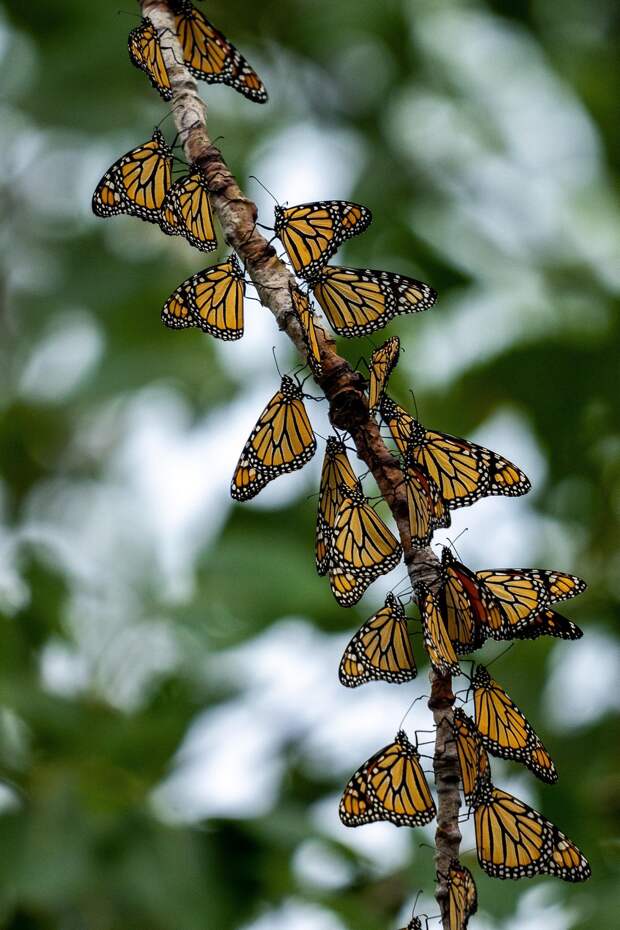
left=0, top=0, right=619, bottom=928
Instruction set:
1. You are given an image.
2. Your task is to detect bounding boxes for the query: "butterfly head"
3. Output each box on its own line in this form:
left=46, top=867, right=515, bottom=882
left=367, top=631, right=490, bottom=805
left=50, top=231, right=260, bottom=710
left=227, top=252, right=244, bottom=277
left=325, top=435, right=346, bottom=457
left=385, top=591, right=405, bottom=615
left=395, top=729, right=417, bottom=755
left=471, top=664, right=491, bottom=688
left=280, top=374, right=303, bottom=399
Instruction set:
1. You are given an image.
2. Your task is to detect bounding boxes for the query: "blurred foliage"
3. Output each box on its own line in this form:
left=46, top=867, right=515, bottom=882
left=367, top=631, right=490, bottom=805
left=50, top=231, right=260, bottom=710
left=0, top=0, right=619, bottom=928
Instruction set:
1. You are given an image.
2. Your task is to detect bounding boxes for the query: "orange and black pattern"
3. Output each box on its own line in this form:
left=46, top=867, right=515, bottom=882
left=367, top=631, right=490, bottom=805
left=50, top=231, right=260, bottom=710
left=403, top=454, right=451, bottom=549
left=92, top=129, right=173, bottom=224
left=474, top=567, right=587, bottom=639
left=275, top=201, right=371, bottom=277
left=339, top=730, right=436, bottom=828
left=451, top=708, right=490, bottom=805
left=472, top=664, right=557, bottom=783
left=473, top=779, right=590, bottom=881
left=159, top=167, right=217, bottom=252
left=170, top=1, right=268, bottom=103
left=162, top=255, right=245, bottom=339
left=290, top=287, right=323, bottom=376
left=381, top=396, right=531, bottom=508
left=128, top=18, right=172, bottom=100
left=328, top=483, right=402, bottom=605
left=309, top=266, right=436, bottom=338
left=417, top=584, right=461, bottom=677
left=339, top=593, right=416, bottom=687
left=442, top=859, right=477, bottom=930
left=231, top=375, right=316, bottom=501
left=368, top=336, right=400, bottom=416
left=315, top=437, right=358, bottom=575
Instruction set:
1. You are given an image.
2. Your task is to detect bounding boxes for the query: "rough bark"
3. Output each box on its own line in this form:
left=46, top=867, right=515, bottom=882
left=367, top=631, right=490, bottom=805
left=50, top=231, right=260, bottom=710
left=138, top=2, right=462, bottom=923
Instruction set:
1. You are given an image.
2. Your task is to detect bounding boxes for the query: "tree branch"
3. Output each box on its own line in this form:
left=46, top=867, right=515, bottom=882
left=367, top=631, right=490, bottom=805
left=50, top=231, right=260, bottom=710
left=138, top=2, right=461, bottom=924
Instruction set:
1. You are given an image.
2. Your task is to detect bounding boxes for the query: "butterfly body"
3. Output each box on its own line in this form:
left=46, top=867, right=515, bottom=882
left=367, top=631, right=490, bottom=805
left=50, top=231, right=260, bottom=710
left=417, top=584, right=461, bottom=676
left=445, top=858, right=477, bottom=930
left=315, top=437, right=358, bottom=575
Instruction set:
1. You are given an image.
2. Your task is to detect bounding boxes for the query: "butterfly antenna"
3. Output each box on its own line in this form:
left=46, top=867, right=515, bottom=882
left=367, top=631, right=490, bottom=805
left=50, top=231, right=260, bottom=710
left=446, top=530, right=468, bottom=563
left=485, top=642, right=514, bottom=670
left=271, top=346, right=283, bottom=379
left=398, top=693, right=427, bottom=732
left=408, top=388, right=420, bottom=421
left=117, top=9, right=140, bottom=18
left=248, top=175, right=279, bottom=205
left=411, top=890, right=422, bottom=920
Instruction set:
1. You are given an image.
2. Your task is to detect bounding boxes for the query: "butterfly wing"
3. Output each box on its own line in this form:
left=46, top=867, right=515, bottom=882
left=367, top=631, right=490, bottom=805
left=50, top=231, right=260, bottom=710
left=404, top=460, right=451, bottom=549
left=476, top=569, right=587, bottom=638
left=543, top=827, right=591, bottom=882
left=231, top=376, right=316, bottom=501
left=128, top=18, right=173, bottom=100
left=161, top=282, right=194, bottom=329
left=329, top=485, right=402, bottom=586
left=512, top=608, right=583, bottom=641
left=418, top=584, right=461, bottom=676
left=382, top=397, right=530, bottom=507
left=368, top=336, right=400, bottom=415
left=159, top=169, right=217, bottom=252
left=446, top=859, right=477, bottom=930
left=275, top=201, right=372, bottom=277
left=171, top=0, right=268, bottom=102
left=310, top=266, right=436, bottom=338
left=92, top=129, right=173, bottom=223
left=291, top=287, right=323, bottom=376
left=472, top=665, right=557, bottom=783
left=339, top=593, right=416, bottom=686
left=451, top=708, right=490, bottom=805
left=474, top=783, right=554, bottom=879
left=187, top=255, right=245, bottom=339
left=315, top=437, right=358, bottom=575
left=439, top=549, right=487, bottom=655
left=363, top=730, right=436, bottom=827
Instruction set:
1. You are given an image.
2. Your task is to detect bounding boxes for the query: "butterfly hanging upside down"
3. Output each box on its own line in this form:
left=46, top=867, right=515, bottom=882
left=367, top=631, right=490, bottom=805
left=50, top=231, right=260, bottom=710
left=339, top=730, right=436, bottom=828
left=230, top=375, right=316, bottom=501
left=92, top=128, right=174, bottom=224
left=162, top=254, right=245, bottom=338
left=169, top=0, right=268, bottom=103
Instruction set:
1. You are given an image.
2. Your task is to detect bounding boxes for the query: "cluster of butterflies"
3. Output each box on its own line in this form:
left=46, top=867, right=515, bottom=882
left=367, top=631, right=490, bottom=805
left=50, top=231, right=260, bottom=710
left=94, top=3, right=591, bottom=920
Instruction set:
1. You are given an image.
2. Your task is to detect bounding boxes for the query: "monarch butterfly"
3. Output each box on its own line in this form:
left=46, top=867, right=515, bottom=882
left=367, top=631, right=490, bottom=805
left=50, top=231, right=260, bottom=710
left=403, top=454, right=451, bottom=549
left=437, top=548, right=488, bottom=655
left=472, top=664, right=557, bottom=783
left=128, top=18, right=172, bottom=100
left=368, top=336, right=400, bottom=416
left=438, top=548, right=584, bottom=652
left=381, top=397, right=531, bottom=507
left=315, top=437, right=358, bottom=575
left=308, top=266, right=436, bottom=338
left=162, top=255, right=245, bottom=339
left=417, top=584, right=461, bottom=677
left=339, top=730, right=436, bottom=828
left=231, top=375, right=316, bottom=501
left=443, top=859, right=477, bottom=930
left=274, top=201, right=372, bottom=278
left=473, top=779, right=590, bottom=881
left=159, top=167, right=217, bottom=252
left=170, top=0, right=268, bottom=103
left=474, top=566, right=587, bottom=639
left=512, top=608, right=584, bottom=641
left=290, top=287, right=323, bottom=376
left=92, top=129, right=173, bottom=223
left=451, top=708, right=490, bottom=804
left=338, top=593, right=416, bottom=687
left=328, top=483, right=402, bottom=606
